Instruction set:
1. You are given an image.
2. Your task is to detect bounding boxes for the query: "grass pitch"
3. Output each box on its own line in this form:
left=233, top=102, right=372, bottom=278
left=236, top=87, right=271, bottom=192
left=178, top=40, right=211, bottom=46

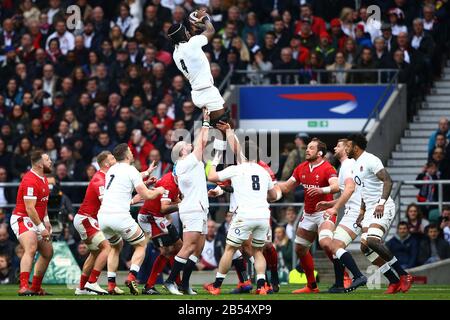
left=0, top=284, right=449, bottom=300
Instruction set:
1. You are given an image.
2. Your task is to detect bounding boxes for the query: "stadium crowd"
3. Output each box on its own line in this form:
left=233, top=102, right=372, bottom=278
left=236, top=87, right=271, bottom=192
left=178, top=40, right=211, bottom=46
left=1, top=0, right=450, bottom=285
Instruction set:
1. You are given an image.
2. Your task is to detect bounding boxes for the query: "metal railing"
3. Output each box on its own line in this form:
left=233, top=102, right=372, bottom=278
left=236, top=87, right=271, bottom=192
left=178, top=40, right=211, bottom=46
left=222, top=68, right=399, bottom=87
left=360, top=71, right=399, bottom=133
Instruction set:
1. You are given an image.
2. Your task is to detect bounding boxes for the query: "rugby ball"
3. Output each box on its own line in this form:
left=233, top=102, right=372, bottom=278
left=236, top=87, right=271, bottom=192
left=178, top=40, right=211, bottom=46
left=189, top=11, right=205, bottom=26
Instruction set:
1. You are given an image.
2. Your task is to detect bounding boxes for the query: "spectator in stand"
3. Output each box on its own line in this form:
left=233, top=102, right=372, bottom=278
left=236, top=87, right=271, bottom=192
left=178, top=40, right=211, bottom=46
left=180, top=101, right=199, bottom=131
left=315, top=32, right=336, bottom=66
left=74, top=241, right=90, bottom=269
left=411, top=18, right=435, bottom=87
left=142, top=119, right=164, bottom=150
left=296, top=18, right=318, bottom=51
left=386, top=221, right=418, bottom=269
left=147, top=149, right=171, bottom=180
left=128, top=129, right=154, bottom=171
left=428, top=117, right=450, bottom=155
left=354, top=24, right=372, bottom=48
left=196, top=220, right=225, bottom=271
left=217, top=211, right=233, bottom=241
left=415, top=162, right=439, bottom=216
left=0, top=225, right=15, bottom=258
left=342, top=37, right=358, bottom=66
left=283, top=206, right=298, bottom=240
left=273, top=47, right=300, bottom=85
left=152, top=103, right=174, bottom=136
left=330, top=18, right=347, bottom=50
left=380, top=22, right=396, bottom=53
left=274, top=226, right=293, bottom=270
left=0, top=167, right=14, bottom=215
left=340, top=7, right=356, bottom=39
left=0, top=254, right=15, bottom=285
left=59, top=145, right=84, bottom=179
left=92, top=131, right=116, bottom=155
left=246, top=49, right=273, bottom=85
left=272, top=17, right=291, bottom=49
left=0, top=138, right=13, bottom=170
left=295, top=4, right=326, bottom=37
left=11, top=137, right=32, bottom=180
left=261, top=31, right=280, bottom=63
left=353, top=47, right=377, bottom=83
left=417, top=224, right=450, bottom=265
left=326, top=51, right=352, bottom=84
left=357, top=6, right=381, bottom=42
left=387, top=8, right=408, bottom=36
left=429, top=133, right=448, bottom=160
left=439, top=207, right=450, bottom=245
left=160, top=129, right=175, bottom=164
left=405, top=204, right=430, bottom=241
left=114, top=120, right=129, bottom=144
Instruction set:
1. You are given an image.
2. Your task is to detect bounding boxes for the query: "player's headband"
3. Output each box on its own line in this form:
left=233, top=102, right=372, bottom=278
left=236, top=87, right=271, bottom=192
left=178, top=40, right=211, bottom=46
left=168, top=24, right=184, bottom=37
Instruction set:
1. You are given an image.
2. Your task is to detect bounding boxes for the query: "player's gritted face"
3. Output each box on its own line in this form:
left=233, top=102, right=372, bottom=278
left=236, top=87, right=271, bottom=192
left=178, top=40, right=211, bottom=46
left=305, top=141, right=320, bottom=162
left=334, top=141, right=346, bottom=160
left=346, top=141, right=356, bottom=159
left=41, top=154, right=53, bottom=173
left=106, top=154, right=117, bottom=168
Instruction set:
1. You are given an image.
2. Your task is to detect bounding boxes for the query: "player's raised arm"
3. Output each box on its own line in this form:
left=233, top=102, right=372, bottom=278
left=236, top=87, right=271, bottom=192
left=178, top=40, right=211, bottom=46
left=196, top=9, right=215, bottom=42
left=277, top=177, right=297, bottom=195
left=193, top=107, right=211, bottom=161
left=216, top=121, right=244, bottom=164
left=135, top=184, right=166, bottom=200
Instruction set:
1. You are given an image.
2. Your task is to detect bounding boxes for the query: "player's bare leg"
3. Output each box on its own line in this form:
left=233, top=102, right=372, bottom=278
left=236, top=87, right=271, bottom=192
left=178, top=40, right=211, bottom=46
left=107, top=237, right=124, bottom=295
left=365, top=224, right=412, bottom=293
left=164, top=231, right=204, bottom=295
left=30, top=238, right=53, bottom=295
left=230, top=239, right=253, bottom=294
left=17, top=231, right=38, bottom=295
left=83, top=239, right=110, bottom=295
left=253, top=247, right=268, bottom=295
left=331, top=225, right=367, bottom=293
left=360, top=227, right=402, bottom=293
left=125, top=228, right=147, bottom=295
left=292, top=228, right=319, bottom=294
left=204, top=244, right=238, bottom=295
left=77, top=252, right=96, bottom=294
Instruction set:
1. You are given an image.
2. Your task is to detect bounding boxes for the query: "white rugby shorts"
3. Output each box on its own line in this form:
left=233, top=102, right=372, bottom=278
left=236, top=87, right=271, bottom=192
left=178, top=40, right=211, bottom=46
left=191, top=86, right=224, bottom=112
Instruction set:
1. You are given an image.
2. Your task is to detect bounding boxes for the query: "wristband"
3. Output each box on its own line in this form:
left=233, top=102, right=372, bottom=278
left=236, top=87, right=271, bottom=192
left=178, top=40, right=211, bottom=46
left=321, top=186, right=331, bottom=194
left=213, top=139, right=227, bottom=151
left=44, top=216, right=50, bottom=223
left=143, top=171, right=150, bottom=178
left=378, top=199, right=386, bottom=206
left=202, top=121, right=210, bottom=128
left=37, top=223, right=46, bottom=233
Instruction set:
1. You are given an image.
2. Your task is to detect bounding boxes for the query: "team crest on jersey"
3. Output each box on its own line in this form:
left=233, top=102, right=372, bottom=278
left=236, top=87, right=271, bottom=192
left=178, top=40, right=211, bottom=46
left=27, top=221, right=33, bottom=228
left=234, top=228, right=240, bottom=235
left=302, top=175, right=306, bottom=179
left=159, top=222, right=165, bottom=229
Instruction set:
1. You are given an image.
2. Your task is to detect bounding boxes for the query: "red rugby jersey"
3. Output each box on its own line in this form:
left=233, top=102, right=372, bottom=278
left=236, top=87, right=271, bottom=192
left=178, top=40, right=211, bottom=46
left=78, top=170, right=106, bottom=219
left=290, top=161, right=337, bottom=214
left=13, top=170, right=50, bottom=220
left=139, top=172, right=179, bottom=217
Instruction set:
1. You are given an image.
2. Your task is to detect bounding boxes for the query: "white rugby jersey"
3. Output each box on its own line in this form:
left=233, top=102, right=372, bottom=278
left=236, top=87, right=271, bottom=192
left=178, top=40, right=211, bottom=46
left=98, top=162, right=143, bottom=215
left=173, top=35, right=214, bottom=90
left=175, top=153, right=209, bottom=213
left=339, top=158, right=361, bottom=210
left=218, top=162, right=275, bottom=219
left=352, top=151, right=391, bottom=207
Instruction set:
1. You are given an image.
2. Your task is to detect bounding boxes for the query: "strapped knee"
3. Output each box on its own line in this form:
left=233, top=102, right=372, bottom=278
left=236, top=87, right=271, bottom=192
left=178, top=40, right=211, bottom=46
left=367, top=228, right=384, bottom=241
left=318, top=229, right=334, bottom=242
left=295, top=236, right=312, bottom=248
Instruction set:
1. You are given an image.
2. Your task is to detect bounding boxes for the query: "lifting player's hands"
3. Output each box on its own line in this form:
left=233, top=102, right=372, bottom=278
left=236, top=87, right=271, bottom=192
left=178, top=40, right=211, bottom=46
left=316, top=200, right=333, bottom=211
left=374, top=204, right=385, bottom=219
left=154, top=186, right=166, bottom=195
left=208, top=188, right=222, bottom=198
left=147, top=160, right=158, bottom=174
left=323, top=207, right=338, bottom=220
left=202, top=107, right=210, bottom=123
left=306, top=187, right=324, bottom=197
left=145, top=176, right=158, bottom=186
left=216, top=120, right=231, bottom=133
left=196, top=8, right=209, bottom=21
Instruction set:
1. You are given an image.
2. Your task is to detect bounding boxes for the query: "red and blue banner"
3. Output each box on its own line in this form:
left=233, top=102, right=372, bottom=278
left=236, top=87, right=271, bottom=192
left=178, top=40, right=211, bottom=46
left=239, top=86, right=394, bottom=132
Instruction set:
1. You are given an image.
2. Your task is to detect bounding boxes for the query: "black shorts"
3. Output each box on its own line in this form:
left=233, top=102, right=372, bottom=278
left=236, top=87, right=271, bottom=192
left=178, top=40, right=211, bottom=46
left=152, top=224, right=180, bottom=248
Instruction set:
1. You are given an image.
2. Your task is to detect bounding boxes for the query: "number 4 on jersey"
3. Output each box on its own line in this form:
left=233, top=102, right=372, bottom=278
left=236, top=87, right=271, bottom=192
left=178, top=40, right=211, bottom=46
left=180, top=59, right=188, bottom=73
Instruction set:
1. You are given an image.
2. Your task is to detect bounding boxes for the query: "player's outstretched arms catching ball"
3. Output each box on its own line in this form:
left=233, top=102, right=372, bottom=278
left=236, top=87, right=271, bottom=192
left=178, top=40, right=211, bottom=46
left=193, top=9, right=215, bottom=41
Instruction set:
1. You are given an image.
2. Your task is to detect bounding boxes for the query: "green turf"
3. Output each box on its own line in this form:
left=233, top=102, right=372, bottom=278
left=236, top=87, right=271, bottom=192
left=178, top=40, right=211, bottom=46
left=0, top=284, right=449, bottom=300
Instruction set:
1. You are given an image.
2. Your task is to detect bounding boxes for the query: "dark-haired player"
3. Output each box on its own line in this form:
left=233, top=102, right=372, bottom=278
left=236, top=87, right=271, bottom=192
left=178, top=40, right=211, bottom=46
left=167, top=9, right=228, bottom=126
left=346, top=134, right=412, bottom=294
left=278, top=138, right=340, bottom=294
left=136, top=171, right=183, bottom=295
left=11, top=150, right=53, bottom=296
